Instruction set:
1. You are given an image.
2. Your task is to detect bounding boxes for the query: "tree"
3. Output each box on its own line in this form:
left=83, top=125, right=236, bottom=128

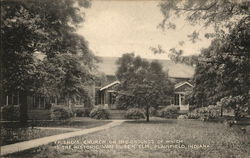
left=34, top=54, right=95, bottom=107
left=192, top=17, right=250, bottom=116
left=159, top=0, right=250, bottom=39
left=157, top=0, right=250, bottom=117
left=153, top=0, right=250, bottom=65
left=115, top=53, right=174, bottom=122
left=1, top=0, right=96, bottom=124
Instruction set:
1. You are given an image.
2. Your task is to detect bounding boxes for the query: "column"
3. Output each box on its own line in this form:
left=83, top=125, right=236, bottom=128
left=6, top=95, right=8, bottom=105
left=179, top=94, right=182, bottom=106
left=38, top=96, right=41, bottom=109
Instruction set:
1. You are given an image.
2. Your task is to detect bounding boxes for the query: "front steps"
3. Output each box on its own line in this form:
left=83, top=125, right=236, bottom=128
left=107, top=110, right=126, bottom=120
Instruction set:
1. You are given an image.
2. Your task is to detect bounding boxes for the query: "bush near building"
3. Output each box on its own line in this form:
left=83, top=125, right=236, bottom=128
left=149, top=107, right=157, bottom=116
left=124, top=108, right=145, bottom=120
left=50, top=106, right=73, bottom=120
left=74, top=108, right=92, bottom=117
left=89, top=106, right=110, bottom=120
left=1, top=105, right=20, bottom=121
left=187, top=105, right=221, bottom=120
left=157, top=106, right=179, bottom=118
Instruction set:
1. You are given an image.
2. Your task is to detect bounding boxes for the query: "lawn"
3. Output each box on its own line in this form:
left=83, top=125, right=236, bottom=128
left=1, top=128, right=72, bottom=146
left=1, top=117, right=111, bottom=146
left=29, top=117, right=111, bottom=129
left=6, top=118, right=250, bottom=158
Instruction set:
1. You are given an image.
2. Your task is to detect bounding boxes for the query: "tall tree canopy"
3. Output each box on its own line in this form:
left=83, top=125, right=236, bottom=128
left=1, top=0, right=97, bottom=123
left=115, top=53, right=174, bottom=122
left=159, top=0, right=250, bottom=39
left=154, top=0, right=250, bottom=65
left=158, top=0, right=250, bottom=115
left=193, top=17, right=250, bottom=106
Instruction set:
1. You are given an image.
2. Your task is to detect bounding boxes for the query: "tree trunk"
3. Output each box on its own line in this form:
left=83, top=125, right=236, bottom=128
left=146, top=104, right=149, bottom=122
left=19, top=91, right=28, bottom=125
left=0, top=48, right=3, bottom=107
left=220, top=105, right=223, bottom=117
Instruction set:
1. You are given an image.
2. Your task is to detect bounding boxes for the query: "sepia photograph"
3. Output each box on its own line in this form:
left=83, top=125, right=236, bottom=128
left=0, top=0, right=250, bottom=157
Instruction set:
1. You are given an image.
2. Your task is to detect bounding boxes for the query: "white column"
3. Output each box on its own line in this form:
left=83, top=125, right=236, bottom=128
left=6, top=96, right=8, bottom=105
left=179, top=94, right=182, bottom=106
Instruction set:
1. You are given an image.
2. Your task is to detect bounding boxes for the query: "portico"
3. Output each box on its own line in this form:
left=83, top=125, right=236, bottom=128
left=173, top=81, right=193, bottom=110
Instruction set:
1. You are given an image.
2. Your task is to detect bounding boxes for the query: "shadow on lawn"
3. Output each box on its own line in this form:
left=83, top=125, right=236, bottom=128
left=125, top=119, right=177, bottom=124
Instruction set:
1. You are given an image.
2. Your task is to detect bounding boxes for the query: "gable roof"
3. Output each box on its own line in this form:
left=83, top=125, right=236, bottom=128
left=174, top=81, right=194, bottom=89
left=100, top=81, right=120, bottom=91
left=100, top=80, right=193, bottom=92
left=97, top=56, right=194, bottom=78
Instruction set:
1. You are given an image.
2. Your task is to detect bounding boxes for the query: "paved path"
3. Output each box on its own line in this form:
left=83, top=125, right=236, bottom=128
left=1, top=120, right=124, bottom=156
left=35, top=127, right=81, bottom=131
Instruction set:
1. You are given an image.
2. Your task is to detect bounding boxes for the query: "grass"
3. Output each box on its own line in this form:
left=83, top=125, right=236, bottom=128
left=29, top=117, right=111, bottom=129
left=6, top=118, right=250, bottom=158
left=1, top=117, right=111, bottom=146
left=0, top=128, right=71, bottom=146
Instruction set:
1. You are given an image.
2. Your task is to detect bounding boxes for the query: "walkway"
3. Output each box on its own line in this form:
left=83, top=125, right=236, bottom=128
left=1, top=120, right=124, bottom=156
left=35, top=127, right=81, bottom=131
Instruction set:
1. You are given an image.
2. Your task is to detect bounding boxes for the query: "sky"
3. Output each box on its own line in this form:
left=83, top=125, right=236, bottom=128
left=77, top=0, right=213, bottom=59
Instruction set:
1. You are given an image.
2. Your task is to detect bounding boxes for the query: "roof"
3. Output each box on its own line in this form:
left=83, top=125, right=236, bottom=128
left=100, top=80, right=193, bottom=91
left=100, top=81, right=120, bottom=91
left=97, top=56, right=194, bottom=78
left=174, top=81, right=194, bottom=89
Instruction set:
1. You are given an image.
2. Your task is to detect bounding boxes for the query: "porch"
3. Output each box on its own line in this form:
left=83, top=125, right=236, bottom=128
left=172, top=92, right=189, bottom=111
left=96, top=81, right=120, bottom=109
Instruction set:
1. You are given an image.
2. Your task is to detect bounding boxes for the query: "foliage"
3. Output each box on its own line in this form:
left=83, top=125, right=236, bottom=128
left=157, top=106, right=179, bottom=118
left=115, top=53, right=174, bottom=121
left=149, top=107, right=157, bottom=116
left=192, top=18, right=250, bottom=112
left=1, top=127, right=66, bottom=146
left=124, top=108, right=145, bottom=120
left=74, top=108, right=91, bottom=117
left=177, top=114, right=188, bottom=119
left=159, top=0, right=250, bottom=40
left=187, top=105, right=221, bottom=120
left=1, top=105, right=20, bottom=121
left=151, top=0, right=250, bottom=70
left=217, top=96, right=248, bottom=119
left=157, top=1, right=250, bottom=114
left=89, top=106, right=110, bottom=120
left=1, top=0, right=96, bottom=123
left=50, top=106, right=73, bottom=120
left=94, top=72, right=108, bottom=87
left=1, top=0, right=92, bottom=93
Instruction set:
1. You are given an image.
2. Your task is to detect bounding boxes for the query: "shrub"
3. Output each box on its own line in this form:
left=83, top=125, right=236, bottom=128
left=50, top=106, right=73, bottom=120
left=124, top=108, right=145, bottom=120
left=89, top=106, right=110, bottom=120
left=149, top=107, right=157, bottom=116
left=157, top=106, right=179, bottom=118
left=187, top=105, right=220, bottom=120
left=74, top=108, right=91, bottom=117
left=187, top=111, right=200, bottom=119
left=217, top=96, right=248, bottom=119
left=177, top=115, right=188, bottom=119
left=1, top=105, right=20, bottom=121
